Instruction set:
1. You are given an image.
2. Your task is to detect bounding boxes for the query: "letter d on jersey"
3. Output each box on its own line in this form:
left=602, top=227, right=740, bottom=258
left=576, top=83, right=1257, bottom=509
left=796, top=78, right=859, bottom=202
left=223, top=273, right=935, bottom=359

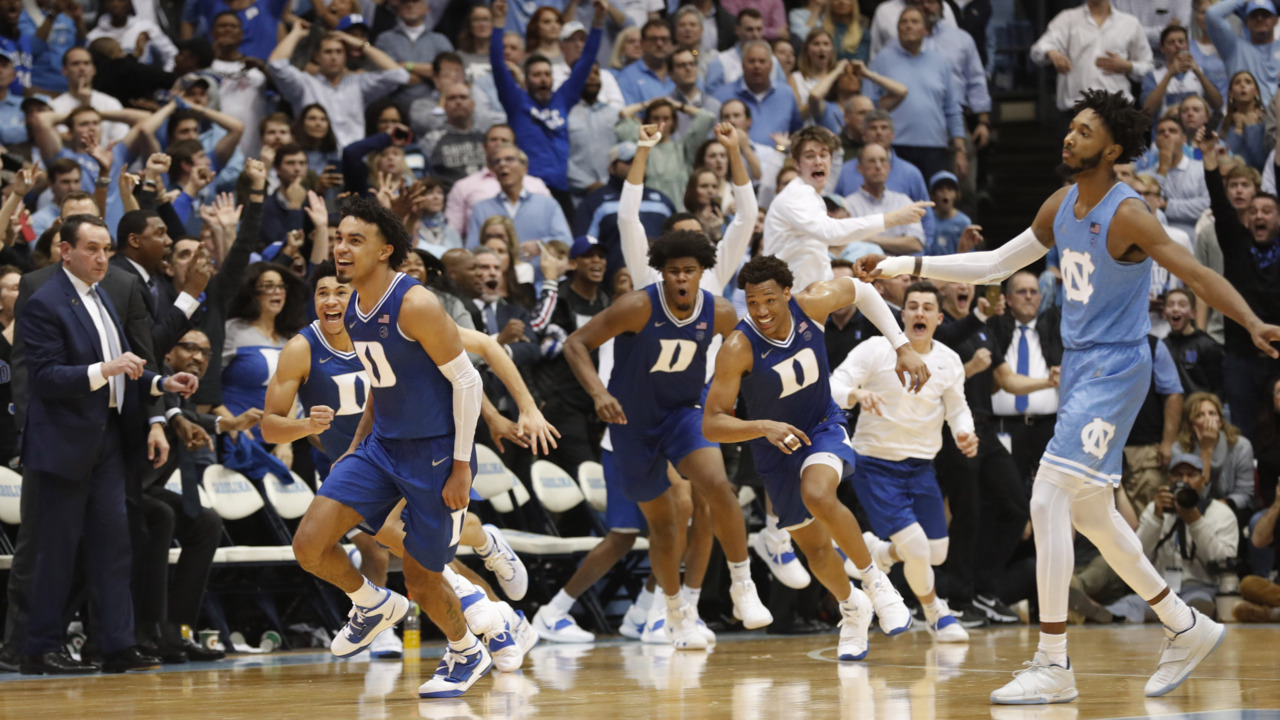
left=650, top=339, right=697, bottom=374
left=773, top=348, right=819, bottom=399
left=1080, top=418, right=1115, bottom=460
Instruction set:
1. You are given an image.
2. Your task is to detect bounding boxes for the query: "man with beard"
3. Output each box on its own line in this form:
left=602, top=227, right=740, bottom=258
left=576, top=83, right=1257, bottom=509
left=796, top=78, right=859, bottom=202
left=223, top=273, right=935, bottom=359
left=859, top=89, right=1280, bottom=705
left=1162, top=288, right=1224, bottom=396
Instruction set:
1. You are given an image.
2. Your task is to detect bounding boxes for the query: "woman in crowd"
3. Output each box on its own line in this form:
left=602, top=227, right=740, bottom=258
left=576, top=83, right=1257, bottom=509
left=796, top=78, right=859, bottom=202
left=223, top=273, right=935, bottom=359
left=1190, top=0, right=1230, bottom=105
left=221, top=263, right=308, bottom=476
left=526, top=6, right=564, bottom=62
left=365, top=99, right=426, bottom=175
left=683, top=168, right=721, bottom=221
left=609, top=27, right=642, bottom=72
left=1222, top=71, right=1271, bottom=170
left=792, top=29, right=839, bottom=110
left=294, top=103, right=343, bottom=202
left=1173, top=392, right=1257, bottom=519
left=693, top=139, right=737, bottom=214
left=412, top=176, right=462, bottom=255
left=616, top=98, right=716, bottom=210
left=458, top=3, right=496, bottom=74
left=477, top=215, right=535, bottom=309
left=789, top=0, right=867, bottom=62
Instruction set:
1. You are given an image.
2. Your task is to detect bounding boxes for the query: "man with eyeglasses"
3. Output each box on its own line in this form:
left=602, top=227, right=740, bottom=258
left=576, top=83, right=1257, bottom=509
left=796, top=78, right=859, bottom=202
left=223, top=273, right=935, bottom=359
left=617, top=19, right=676, bottom=106
left=445, top=124, right=553, bottom=235
left=466, top=145, right=572, bottom=248
left=666, top=48, right=720, bottom=144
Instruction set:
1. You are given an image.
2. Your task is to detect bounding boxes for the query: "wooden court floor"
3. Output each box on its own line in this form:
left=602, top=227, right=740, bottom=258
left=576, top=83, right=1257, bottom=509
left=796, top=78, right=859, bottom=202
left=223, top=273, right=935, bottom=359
left=1, top=625, right=1277, bottom=720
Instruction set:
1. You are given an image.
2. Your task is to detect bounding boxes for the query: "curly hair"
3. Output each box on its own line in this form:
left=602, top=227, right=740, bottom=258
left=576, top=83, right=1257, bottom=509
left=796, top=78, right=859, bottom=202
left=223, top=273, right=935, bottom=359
left=227, top=262, right=308, bottom=336
left=647, top=230, right=717, bottom=271
left=338, top=195, right=412, bottom=269
left=1070, top=89, right=1151, bottom=163
left=736, top=255, right=793, bottom=290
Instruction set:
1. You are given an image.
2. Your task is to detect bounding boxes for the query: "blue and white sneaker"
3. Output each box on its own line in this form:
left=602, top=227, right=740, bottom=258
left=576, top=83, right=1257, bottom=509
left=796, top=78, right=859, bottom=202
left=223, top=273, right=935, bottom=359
left=331, top=587, right=411, bottom=658
left=837, top=588, right=873, bottom=661
left=487, top=604, right=539, bottom=672
left=531, top=606, right=595, bottom=643
left=458, top=587, right=503, bottom=638
left=834, top=544, right=860, bottom=580
left=925, top=599, right=970, bottom=643
left=618, top=601, right=647, bottom=640
left=640, top=602, right=669, bottom=645
left=751, top=530, right=811, bottom=589
left=693, top=616, right=716, bottom=645
left=480, top=525, right=528, bottom=601
left=863, top=569, right=912, bottom=636
left=418, top=640, right=492, bottom=698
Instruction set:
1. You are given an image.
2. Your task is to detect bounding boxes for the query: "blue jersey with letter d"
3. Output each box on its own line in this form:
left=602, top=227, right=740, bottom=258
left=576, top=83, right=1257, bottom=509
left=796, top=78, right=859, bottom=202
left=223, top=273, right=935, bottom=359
left=737, top=296, right=842, bottom=436
left=297, top=320, right=369, bottom=458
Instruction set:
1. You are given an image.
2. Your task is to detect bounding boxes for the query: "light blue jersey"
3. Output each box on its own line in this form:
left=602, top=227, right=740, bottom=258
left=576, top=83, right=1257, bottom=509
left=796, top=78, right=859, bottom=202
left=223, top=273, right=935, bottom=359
left=1040, top=182, right=1155, bottom=486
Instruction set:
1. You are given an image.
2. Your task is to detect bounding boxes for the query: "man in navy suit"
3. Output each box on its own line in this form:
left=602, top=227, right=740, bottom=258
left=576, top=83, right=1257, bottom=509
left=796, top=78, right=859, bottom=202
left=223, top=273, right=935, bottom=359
left=111, top=209, right=204, bottom=359
left=18, top=215, right=199, bottom=675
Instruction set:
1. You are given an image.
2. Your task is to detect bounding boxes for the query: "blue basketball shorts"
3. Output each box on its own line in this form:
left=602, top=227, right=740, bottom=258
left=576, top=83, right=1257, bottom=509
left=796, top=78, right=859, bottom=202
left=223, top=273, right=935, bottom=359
left=754, top=415, right=856, bottom=530
left=600, top=449, right=646, bottom=534
left=317, top=433, right=477, bottom=572
left=610, top=406, right=717, bottom=504
left=851, top=454, right=947, bottom=539
left=1041, top=342, right=1150, bottom=487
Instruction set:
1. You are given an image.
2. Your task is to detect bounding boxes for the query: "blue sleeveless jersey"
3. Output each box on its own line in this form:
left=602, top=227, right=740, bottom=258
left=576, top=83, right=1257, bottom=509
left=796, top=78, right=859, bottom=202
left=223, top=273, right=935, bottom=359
left=346, top=272, right=454, bottom=441
left=738, top=297, right=842, bottom=435
left=1052, top=182, right=1152, bottom=349
left=297, top=321, right=369, bottom=459
left=609, top=283, right=717, bottom=425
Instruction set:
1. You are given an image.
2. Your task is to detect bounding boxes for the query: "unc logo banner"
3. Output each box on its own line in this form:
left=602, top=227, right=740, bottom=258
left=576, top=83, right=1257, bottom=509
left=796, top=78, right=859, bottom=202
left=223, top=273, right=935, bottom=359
left=1080, top=417, right=1116, bottom=460
left=1060, top=249, right=1096, bottom=304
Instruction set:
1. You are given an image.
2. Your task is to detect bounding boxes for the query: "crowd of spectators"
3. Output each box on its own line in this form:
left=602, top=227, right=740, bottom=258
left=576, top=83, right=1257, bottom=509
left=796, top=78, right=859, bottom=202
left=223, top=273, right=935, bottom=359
left=2, top=0, right=1280, bottom=670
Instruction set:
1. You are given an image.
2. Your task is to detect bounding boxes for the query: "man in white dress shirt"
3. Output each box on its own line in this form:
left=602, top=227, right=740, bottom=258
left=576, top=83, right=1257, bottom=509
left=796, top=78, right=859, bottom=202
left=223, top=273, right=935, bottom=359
left=763, top=126, right=929, bottom=291
left=1030, top=0, right=1154, bottom=116
left=843, top=143, right=925, bottom=256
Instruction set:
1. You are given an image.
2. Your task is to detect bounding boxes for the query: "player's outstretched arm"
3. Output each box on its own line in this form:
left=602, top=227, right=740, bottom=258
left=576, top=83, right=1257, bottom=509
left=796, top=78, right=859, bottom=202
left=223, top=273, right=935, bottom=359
left=1121, top=200, right=1280, bottom=358
left=703, top=332, right=811, bottom=453
left=564, top=290, right=652, bottom=425
left=459, top=327, right=561, bottom=455
left=798, top=276, right=929, bottom=392
left=261, top=335, right=332, bottom=445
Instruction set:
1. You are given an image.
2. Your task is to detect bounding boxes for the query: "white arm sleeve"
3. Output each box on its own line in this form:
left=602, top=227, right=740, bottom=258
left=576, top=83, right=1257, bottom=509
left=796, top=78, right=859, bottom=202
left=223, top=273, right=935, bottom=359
left=439, top=351, right=483, bottom=462
left=619, top=181, right=655, bottom=285
left=847, top=277, right=909, bottom=349
left=715, top=182, right=757, bottom=291
left=877, top=228, right=1049, bottom=285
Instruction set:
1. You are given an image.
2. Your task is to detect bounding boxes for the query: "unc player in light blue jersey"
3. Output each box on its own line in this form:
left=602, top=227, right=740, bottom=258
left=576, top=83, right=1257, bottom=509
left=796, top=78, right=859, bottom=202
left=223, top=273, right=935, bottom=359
left=283, top=197, right=492, bottom=700
left=860, top=89, right=1280, bottom=705
left=703, top=256, right=927, bottom=663
left=564, top=230, right=774, bottom=650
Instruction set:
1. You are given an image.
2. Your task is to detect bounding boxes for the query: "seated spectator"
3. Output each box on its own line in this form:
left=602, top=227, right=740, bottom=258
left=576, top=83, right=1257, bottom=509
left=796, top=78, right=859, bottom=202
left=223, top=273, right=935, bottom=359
left=471, top=246, right=539, bottom=396
left=466, top=144, right=572, bottom=248
left=445, top=123, right=552, bottom=234
left=1173, top=391, right=1256, bottom=521
left=1142, top=24, right=1223, bottom=120
left=1163, top=289, right=1225, bottom=397
left=1099, top=452, right=1238, bottom=622
left=362, top=99, right=428, bottom=178
left=399, top=248, right=476, bottom=332
left=87, top=0, right=179, bottom=71
left=615, top=98, right=716, bottom=211
left=374, top=0, right=454, bottom=106
left=928, top=170, right=976, bottom=256
left=267, top=20, right=409, bottom=148
left=693, top=139, right=737, bottom=215
left=1222, top=70, right=1272, bottom=170
left=617, top=19, right=676, bottom=106
left=1233, top=574, right=1280, bottom=621
left=841, top=143, right=924, bottom=255
left=475, top=214, right=535, bottom=309
left=835, top=109, right=935, bottom=245
left=413, top=82, right=493, bottom=191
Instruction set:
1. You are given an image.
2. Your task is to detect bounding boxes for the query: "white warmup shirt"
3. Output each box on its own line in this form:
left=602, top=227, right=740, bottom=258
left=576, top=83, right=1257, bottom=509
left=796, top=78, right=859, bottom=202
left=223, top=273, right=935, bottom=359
left=762, top=177, right=884, bottom=292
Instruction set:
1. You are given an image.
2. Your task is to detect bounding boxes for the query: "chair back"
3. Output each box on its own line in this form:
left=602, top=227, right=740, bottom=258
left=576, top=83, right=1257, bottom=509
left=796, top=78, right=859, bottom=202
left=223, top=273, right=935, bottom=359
left=577, top=461, right=606, bottom=513
left=263, top=471, right=315, bottom=519
left=202, top=465, right=266, bottom=520
left=530, top=460, right=585, bottom=513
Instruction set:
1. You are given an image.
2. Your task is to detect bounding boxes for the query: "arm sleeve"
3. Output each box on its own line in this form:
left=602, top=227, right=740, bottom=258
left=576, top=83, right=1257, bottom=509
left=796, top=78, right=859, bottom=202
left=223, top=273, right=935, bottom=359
left=438, top=350, right=482, bottom=462
left=714, top=182, right=757, bottom=290
left=848, top=277, right=908, bottom=349
left=877, top=227, right=1050, bottom=284
left=619, top=180, right=653, bottom=283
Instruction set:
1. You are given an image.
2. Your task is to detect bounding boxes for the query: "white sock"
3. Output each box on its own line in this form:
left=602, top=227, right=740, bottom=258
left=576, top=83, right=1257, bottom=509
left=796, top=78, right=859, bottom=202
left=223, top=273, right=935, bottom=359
left=448, top=630, right=480, bottom=653
left=547, top=588, right=576, bottom=617
left=477, top=528, right=496, bottom=557
left=858, top=561, right=881, bottom=584
left=636, top=587, right=655, bottom=611
left=728, top=559, right=751, bottom=583
left=347, top=578, right=385, bottom=608
left=922, top=596, right=946, bottom=624
left=664, top=593, right=684, bottom=612
left=682, top=584, right=702, bottom=610
left=1037, top=632, right=1068, bottom=667
left=1150, top=592, right=1194, bottom=633
left=838, top=585, right=863, bottom=615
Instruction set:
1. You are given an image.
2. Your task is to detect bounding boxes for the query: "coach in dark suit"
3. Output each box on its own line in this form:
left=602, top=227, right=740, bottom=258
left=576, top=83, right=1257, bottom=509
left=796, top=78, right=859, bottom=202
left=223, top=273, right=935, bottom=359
left=111, top=210, right=202, bottom=359
left=17, top=215, right=198, bottom=675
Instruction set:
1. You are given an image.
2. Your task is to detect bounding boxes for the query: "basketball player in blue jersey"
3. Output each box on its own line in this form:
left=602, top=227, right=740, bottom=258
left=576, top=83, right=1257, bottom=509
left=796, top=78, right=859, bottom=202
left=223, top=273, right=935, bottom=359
left=703, top=256, right=925, bottom=663
left=563, top=230, right=774, bottom=649
left=261, top=261, right=556, bottom=671
left=859, top=89, right=1280, bottom=704
left=286, top=197, right=491, bottom=700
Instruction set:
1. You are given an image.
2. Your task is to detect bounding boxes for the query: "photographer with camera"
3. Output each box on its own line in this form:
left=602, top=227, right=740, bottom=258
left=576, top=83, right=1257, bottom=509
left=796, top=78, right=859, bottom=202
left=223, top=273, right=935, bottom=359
left=1102, top=452, right=1239, bottom=623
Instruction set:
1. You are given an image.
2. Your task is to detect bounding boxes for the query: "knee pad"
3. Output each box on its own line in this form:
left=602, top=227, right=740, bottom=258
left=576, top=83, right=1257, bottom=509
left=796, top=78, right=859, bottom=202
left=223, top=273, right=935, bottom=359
left=889, top=523, right=931, bottom=566
left=928, top=537, right=949, bottom=566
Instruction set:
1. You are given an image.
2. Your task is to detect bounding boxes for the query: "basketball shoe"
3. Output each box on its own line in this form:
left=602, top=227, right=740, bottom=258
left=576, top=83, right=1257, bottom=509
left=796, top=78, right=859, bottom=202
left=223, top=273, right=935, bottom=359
left=837, top=587, right=873, bottom=661
left=730, top=579, right=773, bottom=629
left=369, top=629, right=404, bottom=659
left=751, top=529, right=811, bottom=589
left=1144, top=609, right=1225, bottom=697
left=331, top=586, right=410, bottom=658
left=531, top=606, right=595, bottom=643
left=666, top=604, right=709, bottom=650
left=990, top=652, right=1078, bottom=705
left=418, top=639, right=492, bottom=698
left=479, top=525, right=528, bottom=601
left=861, top=567, right=912, bottom=635
left=923, top=598, right=969, bottom=643
left=618, top=600, right=648, bottom=639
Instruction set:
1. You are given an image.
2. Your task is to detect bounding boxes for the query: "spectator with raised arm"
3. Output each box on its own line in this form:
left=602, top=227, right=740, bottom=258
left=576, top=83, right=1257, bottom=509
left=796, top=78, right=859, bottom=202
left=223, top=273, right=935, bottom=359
left=86, top=0, right=179, bottom=71
left=1143, top=24, right=1223, bottom=121
left=180, top=0, right=288, bottom=61
left=615, top=97, right=716, bottom=211
left=21, top=0, right=85, bottom=96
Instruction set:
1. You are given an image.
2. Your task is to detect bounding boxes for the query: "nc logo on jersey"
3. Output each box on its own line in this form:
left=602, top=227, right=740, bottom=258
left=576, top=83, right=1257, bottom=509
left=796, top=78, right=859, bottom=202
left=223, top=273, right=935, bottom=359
left=1060, top=249, right=1096, bottom=304
left=1080, top=417, right=1115, bottom=460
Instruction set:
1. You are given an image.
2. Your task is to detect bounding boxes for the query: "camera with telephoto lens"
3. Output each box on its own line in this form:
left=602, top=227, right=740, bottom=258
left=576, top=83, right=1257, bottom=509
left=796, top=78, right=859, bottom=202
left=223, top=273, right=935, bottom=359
left=1171, top=482, right=1200, bottom=509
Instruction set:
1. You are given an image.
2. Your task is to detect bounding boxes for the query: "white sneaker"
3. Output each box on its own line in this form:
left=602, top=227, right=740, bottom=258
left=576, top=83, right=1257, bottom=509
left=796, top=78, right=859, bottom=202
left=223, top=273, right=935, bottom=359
left=640, top=601, right=670, bottom=645
left=480, top=524, right=528, bottom=601
left=693, top=615, right=716, bottom=644
left=990, top=652, right=1078, bottom=705
left=925, top=599, right=970, bottom=643
left=837, top=588, right=873, bottom=661
left=487, top=604, right=537, bottom=672
left=618, top=601, right=647, bottom=640
left=418, top=640, right=492, bottom=698
left=834, top=543, right=860, bottom=580
left=750, top=531, right=811, bottom=589
left=369, top=628, right=404, bottom=659
left=531, top=606, right=595, bottom=643
left=730, top=579, right=774, bottom=629
left=862, top=571, right=912, bottom=636
left=1144, top=609, right=1225, bottom=697
left=456, top=586, right=503, bottom=638
left=666, top=604, right=709, bottom=650
left=331, top=588, right=410, bottom=658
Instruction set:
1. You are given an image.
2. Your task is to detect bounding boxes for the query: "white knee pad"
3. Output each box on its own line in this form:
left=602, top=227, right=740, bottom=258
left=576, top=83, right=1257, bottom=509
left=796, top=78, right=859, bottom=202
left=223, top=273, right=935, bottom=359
left=890, top=523, right=934, bottom=597
left=928, top=537, right=949, bottom=566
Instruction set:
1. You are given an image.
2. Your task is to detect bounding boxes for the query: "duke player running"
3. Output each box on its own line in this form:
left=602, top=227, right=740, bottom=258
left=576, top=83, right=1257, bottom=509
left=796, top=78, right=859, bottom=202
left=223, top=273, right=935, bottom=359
left=702, top=256, right=926, bottom=662
left=286, top=197, right=492, bottom=699
left=261, top=261, right=553, bottom=671
left=859, top=89, right=1280, bottom=704
left=564, top=230, right=773, bottom=650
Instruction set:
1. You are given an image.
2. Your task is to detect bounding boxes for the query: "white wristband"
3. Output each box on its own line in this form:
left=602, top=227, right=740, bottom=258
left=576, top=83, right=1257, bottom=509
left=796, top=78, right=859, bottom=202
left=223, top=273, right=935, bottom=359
left=636, top=135, right=660, bottom=148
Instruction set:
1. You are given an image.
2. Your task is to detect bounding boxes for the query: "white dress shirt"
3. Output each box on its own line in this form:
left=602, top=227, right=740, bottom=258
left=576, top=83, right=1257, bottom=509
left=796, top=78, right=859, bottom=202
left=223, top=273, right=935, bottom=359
left=1030, top=4, right=1154, bottom=111
left=63, top=268, right=164, bottom=412
left=832, top=336, right=974, bottom=461
left=843, top=186, right=924, bottom=246
left=762, top=177, right=884, bottom=291
left=991, top=317, right=1060, bottom=416
left=50, top=90, right=128, bottom=147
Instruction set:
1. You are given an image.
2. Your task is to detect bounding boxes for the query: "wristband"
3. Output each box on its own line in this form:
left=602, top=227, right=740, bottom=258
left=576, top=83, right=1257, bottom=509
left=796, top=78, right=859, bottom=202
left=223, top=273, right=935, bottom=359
left=637, top=134, right=661, bottom=147
left=406, top=61, right=414, bottom=72
left=96, top=177, right=111, bottom=187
